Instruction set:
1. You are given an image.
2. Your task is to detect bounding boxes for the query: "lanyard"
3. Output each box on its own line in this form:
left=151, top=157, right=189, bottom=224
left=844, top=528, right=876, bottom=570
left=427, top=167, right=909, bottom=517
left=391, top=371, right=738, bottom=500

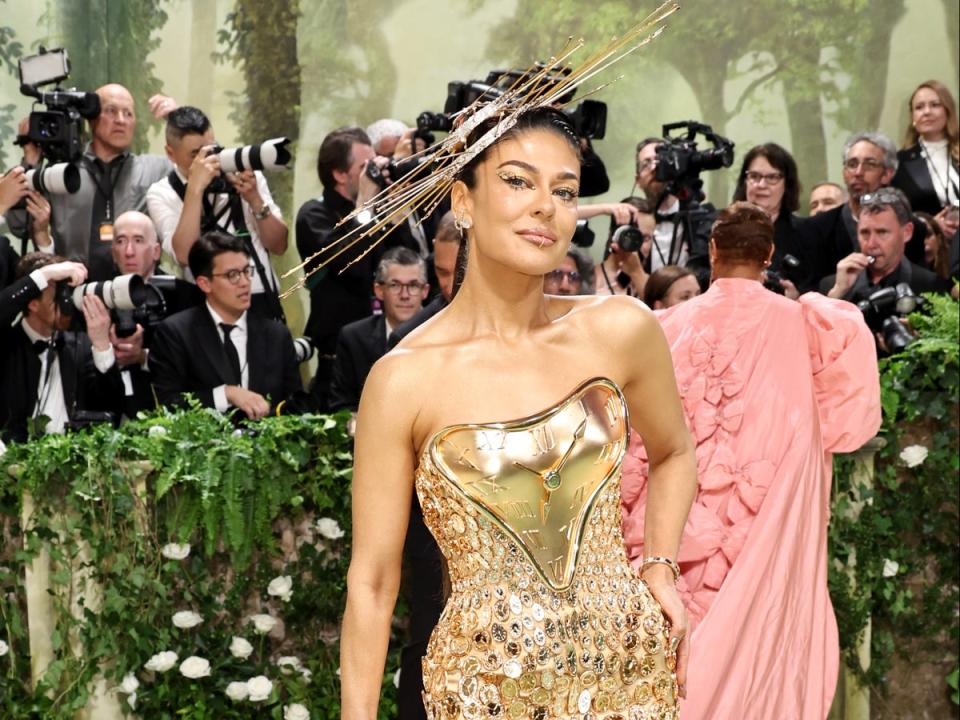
left=83, top=154, right=128, bottom=220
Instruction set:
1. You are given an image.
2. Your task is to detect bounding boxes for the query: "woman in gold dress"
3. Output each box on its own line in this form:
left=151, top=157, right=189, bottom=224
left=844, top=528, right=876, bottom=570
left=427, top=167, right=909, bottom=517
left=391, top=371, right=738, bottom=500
left=339, top=107, right=697, bottom=719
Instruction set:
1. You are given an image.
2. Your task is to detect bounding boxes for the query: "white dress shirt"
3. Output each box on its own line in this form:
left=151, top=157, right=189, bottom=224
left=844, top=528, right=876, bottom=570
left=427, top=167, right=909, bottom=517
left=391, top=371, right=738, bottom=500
left=651, top=198, right=688, bottom=272
left=145, top=169, right=282, bottom=293
left=206, top=302, right=249, bottom=413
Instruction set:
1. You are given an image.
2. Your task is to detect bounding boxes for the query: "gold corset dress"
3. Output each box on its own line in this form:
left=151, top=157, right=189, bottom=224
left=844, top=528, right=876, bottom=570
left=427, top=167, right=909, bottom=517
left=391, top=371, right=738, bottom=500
left=416, top=378, right=678, bottom=720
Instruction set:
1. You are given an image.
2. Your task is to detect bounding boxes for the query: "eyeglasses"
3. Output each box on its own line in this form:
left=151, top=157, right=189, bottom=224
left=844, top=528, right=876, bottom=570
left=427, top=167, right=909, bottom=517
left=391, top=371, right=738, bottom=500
left=210, top=265, right=255, bottom=284
left=544, top=269, right=581, bottom=284
left=843, top=158, right=885, bottom=171
left=745, top=171, right=783, bottom=185
left=636, top=158, right=657, bottom=173
left=378, top=280, right=426, bottom=294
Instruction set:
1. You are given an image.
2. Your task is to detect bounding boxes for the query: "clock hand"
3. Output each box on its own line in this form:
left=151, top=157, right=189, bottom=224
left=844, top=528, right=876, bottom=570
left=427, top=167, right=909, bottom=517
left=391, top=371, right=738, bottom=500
left=513, top=461, right=545, bottom=477
left=546, top=417, right=588, bottom=476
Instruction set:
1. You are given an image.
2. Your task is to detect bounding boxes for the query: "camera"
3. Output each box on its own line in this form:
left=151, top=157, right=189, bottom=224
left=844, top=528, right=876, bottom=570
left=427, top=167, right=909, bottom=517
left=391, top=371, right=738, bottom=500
left=763, top=254, right=801, bottom=295
left=56, top=273, right=150, bottom=315
left=609, top=223, right=646, bottom=254
left=655, top=120, right=734, bottom=201
left=205, top=138, right=293, bottom=193
left=24, top=162, right=81, bottom=195
left=18, top=48, right=101, bottom=165
left=292, top=337, right=314, bottom=364
left=417, top=65, right=609, bottom=146
left=857, top=282, right=923, bottom=354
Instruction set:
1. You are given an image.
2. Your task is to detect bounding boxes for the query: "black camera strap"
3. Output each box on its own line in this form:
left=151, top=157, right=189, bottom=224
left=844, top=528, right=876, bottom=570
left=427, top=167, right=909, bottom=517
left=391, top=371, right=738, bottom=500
left=167, top=171, right=285, bottom=323
left=84, top=154, right=128, bottom=223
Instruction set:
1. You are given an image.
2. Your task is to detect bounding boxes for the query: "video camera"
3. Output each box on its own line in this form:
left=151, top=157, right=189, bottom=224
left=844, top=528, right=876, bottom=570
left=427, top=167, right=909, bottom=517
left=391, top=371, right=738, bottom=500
left=17, top=48, right=100, bottom=166
left=655, top=121, right=734, bottom=202
left=417, top=65, right=608, bottom=141
left=857, top=283, right=923, bottom=354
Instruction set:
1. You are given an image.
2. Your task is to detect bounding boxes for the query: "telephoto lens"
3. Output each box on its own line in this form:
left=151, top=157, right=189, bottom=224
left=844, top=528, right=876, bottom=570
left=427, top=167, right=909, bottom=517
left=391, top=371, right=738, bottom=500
left=25, top=162, right=81, bottom=194
left=70, top=274, right=148, bottom=311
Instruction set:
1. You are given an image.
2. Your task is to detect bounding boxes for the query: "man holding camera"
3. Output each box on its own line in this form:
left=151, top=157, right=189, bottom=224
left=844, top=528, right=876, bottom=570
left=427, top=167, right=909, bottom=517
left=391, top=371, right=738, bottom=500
left=635, top=137, right=714, bottom=289
left=296, top=127, right=420, bottom=410
left=149, top=231, right=301, bottom=419
left=146, top=106, right=288, bottom=321
left=822, top=187, right=952, bottom=303
left=4, top=84, right=172, bottom=282
left=0, top=254, right=123, bottom=442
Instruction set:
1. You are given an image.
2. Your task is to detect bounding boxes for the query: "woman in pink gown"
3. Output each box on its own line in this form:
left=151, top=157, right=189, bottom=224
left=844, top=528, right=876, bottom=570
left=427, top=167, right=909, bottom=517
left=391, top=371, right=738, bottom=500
left=621, top=202, right=881, bottom=718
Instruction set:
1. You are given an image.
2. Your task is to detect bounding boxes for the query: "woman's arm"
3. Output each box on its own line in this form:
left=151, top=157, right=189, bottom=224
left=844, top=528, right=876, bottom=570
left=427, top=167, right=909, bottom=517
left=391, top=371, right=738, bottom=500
left=340, top=354, right=420, bottom=719
left=608, top=297, right=697, bottom=692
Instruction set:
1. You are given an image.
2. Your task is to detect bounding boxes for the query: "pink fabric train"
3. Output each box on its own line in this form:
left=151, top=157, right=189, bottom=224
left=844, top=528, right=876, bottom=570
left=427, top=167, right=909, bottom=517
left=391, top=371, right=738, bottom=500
left=621, top=279, right=881, bottom=719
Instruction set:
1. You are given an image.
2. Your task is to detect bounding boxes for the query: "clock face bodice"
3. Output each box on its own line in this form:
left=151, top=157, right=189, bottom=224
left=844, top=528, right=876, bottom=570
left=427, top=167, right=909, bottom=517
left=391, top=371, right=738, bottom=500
left=414, top=378, right=678, bottom=719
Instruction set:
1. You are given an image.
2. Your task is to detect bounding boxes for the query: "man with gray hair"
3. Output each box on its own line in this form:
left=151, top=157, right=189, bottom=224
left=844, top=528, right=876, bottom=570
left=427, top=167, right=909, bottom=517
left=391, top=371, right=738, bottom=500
left=366, top=118, right=411, bottom=157
left=328, top=246, right=428, bottom=411
left=822, top=186, right=951, bottom=302
left=797, top=131, right=926, bottom=292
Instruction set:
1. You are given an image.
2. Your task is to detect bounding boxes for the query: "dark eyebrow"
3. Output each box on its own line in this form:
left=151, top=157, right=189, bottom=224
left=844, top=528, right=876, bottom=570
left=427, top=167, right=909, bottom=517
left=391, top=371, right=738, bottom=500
left=497, top=160, right=579, bottom=182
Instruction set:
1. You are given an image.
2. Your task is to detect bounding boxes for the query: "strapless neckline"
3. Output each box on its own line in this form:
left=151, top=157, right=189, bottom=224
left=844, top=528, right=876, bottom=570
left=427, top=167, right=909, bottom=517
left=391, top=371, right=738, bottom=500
left=420, top=376, right=626, bottom=462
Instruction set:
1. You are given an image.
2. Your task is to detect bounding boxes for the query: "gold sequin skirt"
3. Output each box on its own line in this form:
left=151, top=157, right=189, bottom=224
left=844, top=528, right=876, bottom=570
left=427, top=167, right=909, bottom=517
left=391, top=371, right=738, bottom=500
left=420, top=571, right=678, bottom=719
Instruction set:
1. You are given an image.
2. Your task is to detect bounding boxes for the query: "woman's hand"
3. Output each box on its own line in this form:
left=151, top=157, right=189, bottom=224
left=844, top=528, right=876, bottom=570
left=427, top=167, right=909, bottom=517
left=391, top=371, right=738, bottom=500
left=642, top=563, right=689, bottom=697
left=934, top=205, right=959, bottom=239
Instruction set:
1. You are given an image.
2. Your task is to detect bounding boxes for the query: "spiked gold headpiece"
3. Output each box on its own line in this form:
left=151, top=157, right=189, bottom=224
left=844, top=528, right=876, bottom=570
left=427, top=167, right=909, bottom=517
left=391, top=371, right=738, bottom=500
left=282, top=1, right=679, bottom=297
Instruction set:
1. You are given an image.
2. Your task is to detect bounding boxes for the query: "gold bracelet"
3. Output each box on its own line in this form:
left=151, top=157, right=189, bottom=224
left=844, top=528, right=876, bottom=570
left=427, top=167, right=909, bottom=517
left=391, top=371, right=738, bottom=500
left=641, top=555, right=680, bottom=582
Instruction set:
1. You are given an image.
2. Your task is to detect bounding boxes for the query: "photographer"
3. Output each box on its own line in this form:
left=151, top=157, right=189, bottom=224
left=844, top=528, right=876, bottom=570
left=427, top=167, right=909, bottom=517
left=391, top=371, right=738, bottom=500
left=146, top=106, right=287, bottom=321
left=295, top=127, right=420, bottom=410
left=822, top=187, right=952, bottom=303
left=0, top=254, right=123, bottom=443
left=580, top=199, right=654, bottom=297
left=635, top=136, right=716, bottom=289
left=4, top=84, right=172, bottom=281
left=108, top=211, right=204, bottom=416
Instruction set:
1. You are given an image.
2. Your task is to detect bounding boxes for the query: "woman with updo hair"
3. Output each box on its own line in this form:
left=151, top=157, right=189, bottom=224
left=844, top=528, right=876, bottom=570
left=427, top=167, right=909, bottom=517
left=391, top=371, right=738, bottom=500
left=643, top=265, right=700, bottom=309
left=892, top=80, right=959, bottom=239
left=621, top=201, right=882, bottom=718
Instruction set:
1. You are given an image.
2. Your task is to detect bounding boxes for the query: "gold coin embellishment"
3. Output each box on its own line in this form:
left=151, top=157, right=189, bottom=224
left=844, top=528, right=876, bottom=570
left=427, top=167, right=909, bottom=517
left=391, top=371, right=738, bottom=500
left=577, top=689, right=592, bottom=713
left=500, top=678, right=519, bottom=699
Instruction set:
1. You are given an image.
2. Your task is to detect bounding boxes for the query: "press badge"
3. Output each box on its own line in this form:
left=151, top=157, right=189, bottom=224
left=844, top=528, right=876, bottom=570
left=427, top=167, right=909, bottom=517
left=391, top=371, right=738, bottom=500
left=99, top=222, right=114, bottom=242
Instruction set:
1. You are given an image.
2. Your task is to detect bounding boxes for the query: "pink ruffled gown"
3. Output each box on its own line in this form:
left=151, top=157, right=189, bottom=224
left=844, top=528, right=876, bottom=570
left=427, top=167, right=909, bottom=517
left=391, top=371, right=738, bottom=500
left=621, top=279, right=881, bottom=719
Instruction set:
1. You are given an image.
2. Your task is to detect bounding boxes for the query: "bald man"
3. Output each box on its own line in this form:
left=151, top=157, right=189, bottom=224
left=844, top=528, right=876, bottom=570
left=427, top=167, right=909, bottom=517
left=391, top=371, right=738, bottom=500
left=3, top=83, right=172, bottom=281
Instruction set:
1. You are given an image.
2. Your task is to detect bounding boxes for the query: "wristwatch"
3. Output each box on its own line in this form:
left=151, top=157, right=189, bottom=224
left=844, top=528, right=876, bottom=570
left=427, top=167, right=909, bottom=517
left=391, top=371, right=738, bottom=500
left=253, top=205, right=271, bottom=220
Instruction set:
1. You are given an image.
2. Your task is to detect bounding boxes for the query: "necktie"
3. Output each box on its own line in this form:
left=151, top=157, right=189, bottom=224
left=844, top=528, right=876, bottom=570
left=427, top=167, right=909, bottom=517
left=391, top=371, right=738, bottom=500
left=220, top=323, right=242, bottom=385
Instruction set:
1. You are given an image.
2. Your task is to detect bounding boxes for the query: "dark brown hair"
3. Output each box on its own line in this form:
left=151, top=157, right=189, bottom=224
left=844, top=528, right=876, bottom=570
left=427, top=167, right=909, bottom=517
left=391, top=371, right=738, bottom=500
left=914, top=211, right=951, bottom=279
left=316, top=127, right=371, bottom=190
left=732, top=143, right=801, bottom=216
left=643, top=265, right=696, bottom=308
left=711, top=202, right=775, bottom=266
left=452, top=107, right=582, bottom=297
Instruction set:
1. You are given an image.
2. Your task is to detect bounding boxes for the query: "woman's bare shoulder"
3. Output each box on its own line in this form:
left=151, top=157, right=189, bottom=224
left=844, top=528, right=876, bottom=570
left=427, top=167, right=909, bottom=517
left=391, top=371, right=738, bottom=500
left=560, top=293, right=659, bottom=340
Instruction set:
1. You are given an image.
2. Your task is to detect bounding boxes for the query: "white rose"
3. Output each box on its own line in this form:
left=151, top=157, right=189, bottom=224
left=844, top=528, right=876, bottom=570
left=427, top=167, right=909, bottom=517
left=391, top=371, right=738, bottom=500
left=250, top=613, right=277, bottom=635
left=225, top=681, right=249, bottom=701
left=276, top=655, right=302, bottom=675
left=393, top=667, right=401, bottom=688
left=316, top=517, right=344, bottom=540
left=120, top=673, right=140, bottom=694
left=229, top=636, right=254, bottom=660
left=300, top=668, right=313, bottom=684
left=179, top=655, right=211, bottom=679
left=285, top=703, right=310, bottom=720
left=144, top=651, right=178, bottom=673
left=148, top=425, right=167, bottom=437
left=172, top=610, right=203, bottom=629
left=267, top=575, right=293, bottom=602
left=127, top=692, right=137, bottom=709
left=882, top=559, right=900, bottom=577
left=899, top=444, right=929, bottom=468
left=161, top=543, right=191, bottom=560
left=247, top=675, right=273, bottom=702
left=0, top=639, right=9, bottom=657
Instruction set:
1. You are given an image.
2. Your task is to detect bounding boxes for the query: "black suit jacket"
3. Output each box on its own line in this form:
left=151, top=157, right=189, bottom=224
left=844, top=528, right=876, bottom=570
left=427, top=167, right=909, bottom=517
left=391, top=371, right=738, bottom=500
left=327, top=314, right=388, bottom=412
left=795, top=203, right=928, bottom=292
left=819, top=257, right=952, bottom=302
left=149, top=304, right=302, bottom=414
left=892, top=144, right=959, bottom=217
left=0, top=276, right=124, bottom=442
